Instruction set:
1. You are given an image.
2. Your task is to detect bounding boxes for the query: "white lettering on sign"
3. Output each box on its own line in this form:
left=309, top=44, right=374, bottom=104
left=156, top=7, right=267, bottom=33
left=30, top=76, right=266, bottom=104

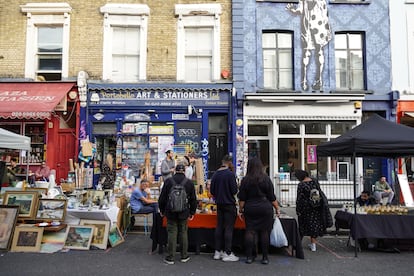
left=0, top=91, right=56, bottom=102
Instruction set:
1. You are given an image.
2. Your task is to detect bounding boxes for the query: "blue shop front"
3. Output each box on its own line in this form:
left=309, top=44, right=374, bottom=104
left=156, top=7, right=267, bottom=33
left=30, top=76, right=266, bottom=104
left=82, top=83, right=234, bottom=183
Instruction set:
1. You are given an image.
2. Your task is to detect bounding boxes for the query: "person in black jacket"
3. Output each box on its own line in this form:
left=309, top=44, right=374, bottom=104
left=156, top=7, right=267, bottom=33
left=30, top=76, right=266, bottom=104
left=158, top=163, right=197, bottom=265
left=210, top=155, right=239, bottom=262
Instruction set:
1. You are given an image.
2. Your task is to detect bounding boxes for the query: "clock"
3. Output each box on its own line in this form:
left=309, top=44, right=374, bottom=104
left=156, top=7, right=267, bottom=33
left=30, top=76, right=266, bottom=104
left=68, top=91, right=77, bottom=100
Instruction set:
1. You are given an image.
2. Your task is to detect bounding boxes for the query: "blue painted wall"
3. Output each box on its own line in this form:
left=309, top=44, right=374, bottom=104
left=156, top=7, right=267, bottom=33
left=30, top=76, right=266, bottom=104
left=233, top=0, right=392, bottom=97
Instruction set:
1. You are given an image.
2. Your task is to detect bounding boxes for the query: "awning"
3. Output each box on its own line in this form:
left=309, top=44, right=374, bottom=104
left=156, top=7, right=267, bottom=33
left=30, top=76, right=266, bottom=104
left=0, top=82, right=75, bottom=119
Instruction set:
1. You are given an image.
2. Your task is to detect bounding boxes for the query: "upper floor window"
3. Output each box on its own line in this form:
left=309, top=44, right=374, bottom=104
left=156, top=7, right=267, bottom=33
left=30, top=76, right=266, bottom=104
left=100, top=4, right=149, bottom=82
left=262, top=31, right=293, bottom=90
left=21, top=3, right=71, bottom=81
left=335, top=32, right=365, bottom=90
left=175, top=4, right=221, bottom=82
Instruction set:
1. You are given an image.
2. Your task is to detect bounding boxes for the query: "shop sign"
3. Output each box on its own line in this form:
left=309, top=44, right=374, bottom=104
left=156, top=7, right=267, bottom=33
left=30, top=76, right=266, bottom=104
left=89, top=89, right=229, bottom=107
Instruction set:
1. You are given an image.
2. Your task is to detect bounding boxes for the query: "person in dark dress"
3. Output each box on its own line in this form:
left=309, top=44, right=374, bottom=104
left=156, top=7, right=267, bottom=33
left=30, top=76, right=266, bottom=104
left=295, top=169, right=331, bottom=252
left=100, top=153, right=116, bottom=189
left=238, top=157, right=281, bottom=264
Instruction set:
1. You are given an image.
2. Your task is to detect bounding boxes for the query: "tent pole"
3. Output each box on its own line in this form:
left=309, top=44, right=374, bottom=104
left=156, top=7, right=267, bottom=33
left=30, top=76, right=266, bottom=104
left=353, top=153, right=358, bottom=257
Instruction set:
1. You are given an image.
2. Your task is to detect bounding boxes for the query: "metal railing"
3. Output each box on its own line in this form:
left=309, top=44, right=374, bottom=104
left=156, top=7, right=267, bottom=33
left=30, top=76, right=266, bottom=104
left=275, top=175, right=359, bottom=207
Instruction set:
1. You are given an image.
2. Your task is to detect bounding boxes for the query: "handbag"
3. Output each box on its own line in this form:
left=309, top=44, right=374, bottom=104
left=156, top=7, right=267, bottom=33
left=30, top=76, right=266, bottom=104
left=270, top=217, right=288, bottom=247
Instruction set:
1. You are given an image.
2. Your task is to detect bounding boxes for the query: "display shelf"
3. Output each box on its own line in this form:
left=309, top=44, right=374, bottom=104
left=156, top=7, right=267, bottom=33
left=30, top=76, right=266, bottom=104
left=24, top=123, right=45, bottom=163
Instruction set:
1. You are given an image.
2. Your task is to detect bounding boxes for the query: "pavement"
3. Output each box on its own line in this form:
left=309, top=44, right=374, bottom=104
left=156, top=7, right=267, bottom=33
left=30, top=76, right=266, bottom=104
left=1, top=207, right=414, bottom=276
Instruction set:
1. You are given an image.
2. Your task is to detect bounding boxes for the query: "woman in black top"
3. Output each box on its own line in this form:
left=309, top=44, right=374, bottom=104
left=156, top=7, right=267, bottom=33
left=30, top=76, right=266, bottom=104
left=238, top=158, right=280, bottom=264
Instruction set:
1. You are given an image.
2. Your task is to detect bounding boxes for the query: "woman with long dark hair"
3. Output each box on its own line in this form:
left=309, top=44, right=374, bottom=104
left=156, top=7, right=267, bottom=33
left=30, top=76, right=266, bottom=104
left=238, top=157, right=280, bottom=264
left=295, top=169, right=332, bottom=252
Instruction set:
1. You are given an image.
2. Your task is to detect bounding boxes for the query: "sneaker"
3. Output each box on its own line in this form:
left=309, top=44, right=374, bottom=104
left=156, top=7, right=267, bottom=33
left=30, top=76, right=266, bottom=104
left=163, top=257, right=175, bottom=265
left=222, top=252, right=239, bottom=262
left=180, top=256, right=190, bottom=263
left=308, top=243, right=316, bottom=252
left=213, top=250, right=224, bottom=260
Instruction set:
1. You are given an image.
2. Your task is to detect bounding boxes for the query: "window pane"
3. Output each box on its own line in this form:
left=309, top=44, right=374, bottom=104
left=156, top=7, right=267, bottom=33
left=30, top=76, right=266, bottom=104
left=278, top=138, right=300, bottom=175
left=263, top=50, right=277, bottom=68
left=279, top=121, right=300, bottom=134
left=279, top=70, right=292, bottom=89
left=248, top=124, right=268, bottom=136
left=264, top=69, right=277, bottom=89
left=38, top=55, right=62, bottom=70
left=185, top=28, right=213, bottom=81
left=305, top=122, right=326, bottom=134
left=349, top=34, right=362, bottom=49
left=278, top=33, right=292, bottom=48
left=331, top=121, right=354, bottom=135
left=112, top=27, right=140, bottom=81
left=335, top=34, right=347, bottom=49
left=262, top=33, right=276, bottom=48
left=350, top=50, right=363, bottom=69
left=351, top=69, right=364, bottom=89
left=305, top=138, right=327, bottom=179
left=279, top=50, right=292, bottom=68
left=38, top=27, right=62, bottom=53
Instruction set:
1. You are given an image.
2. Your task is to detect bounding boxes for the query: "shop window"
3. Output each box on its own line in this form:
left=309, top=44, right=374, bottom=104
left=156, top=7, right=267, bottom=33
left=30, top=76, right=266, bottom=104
left=248, top=124, right=268, bottom=136
left=100, top=4, right=149, bottom=82
left=278, top=121, right=300, bottom=134
left=304, top=122, right=326, bottom=134
left=92, top=123, right=117, bottom=135
left=262, top=31, right=293, bottom=90
left=335, top=32, right=365, bottom=90
left=331, top=121, right=354, bottom=135
left=21, top=3, right=71, bottom=81
left=176, top=4, right=221, bottom=82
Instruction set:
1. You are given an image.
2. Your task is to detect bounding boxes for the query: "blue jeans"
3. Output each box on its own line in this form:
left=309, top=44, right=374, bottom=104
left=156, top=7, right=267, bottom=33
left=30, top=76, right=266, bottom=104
left=166, top=218, right=188, bottom=258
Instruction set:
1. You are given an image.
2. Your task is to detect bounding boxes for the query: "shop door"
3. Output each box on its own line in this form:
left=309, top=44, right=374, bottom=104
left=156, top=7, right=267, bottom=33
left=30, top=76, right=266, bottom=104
left=208, top=134, right=227, bottom=178
left=56, top=129, right=76, bottom=181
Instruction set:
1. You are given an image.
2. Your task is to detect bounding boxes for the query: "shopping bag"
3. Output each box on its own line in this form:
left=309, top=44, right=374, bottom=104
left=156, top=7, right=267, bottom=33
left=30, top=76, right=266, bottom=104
left=270, top=217, right=288, bottom=247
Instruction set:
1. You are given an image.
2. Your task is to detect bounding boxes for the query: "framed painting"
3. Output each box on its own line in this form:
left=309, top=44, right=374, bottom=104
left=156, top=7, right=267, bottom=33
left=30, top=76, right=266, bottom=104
left=63, top=225, right=95, bottom=250
left=79, top=219, right=110, bottom=250
left=108, top=225, right=124, bottom=248
left=10, top=225, right=43, bottom=252
left=3, top=191, right=38, bottom=219
left=36, top=198, right=67, bottom=222
left=87, top=190, right=105, bottom=205
left=0, top=205, right=19, bottom=250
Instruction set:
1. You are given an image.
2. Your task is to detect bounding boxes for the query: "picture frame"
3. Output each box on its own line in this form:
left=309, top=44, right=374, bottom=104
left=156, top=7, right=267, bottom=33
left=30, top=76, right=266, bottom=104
left=87, top=190, right=105, bottom=205
left=35, top=198, right=67, bottom=222
left=10, top=225, right=43, bottom=252
left=63, top=225, right=95, bottom=250
left=24, top=187, right=48, bottom=197
left=108, top=225, right=124, bottom=248
left=0, top=205, right=19, bottom=250
left=79, top=219, right=110, bottom=250
left=2, top=191, right=38, bottom=220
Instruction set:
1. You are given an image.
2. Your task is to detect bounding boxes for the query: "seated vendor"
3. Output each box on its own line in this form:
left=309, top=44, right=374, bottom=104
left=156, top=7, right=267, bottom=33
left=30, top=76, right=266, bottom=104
left=373, top=176, right=394, bottom=205
left=34, top=161, right=51, bottom=181
left=130, top=179, right=159, bottom=215
left=356, top=190, right=376, bottom=206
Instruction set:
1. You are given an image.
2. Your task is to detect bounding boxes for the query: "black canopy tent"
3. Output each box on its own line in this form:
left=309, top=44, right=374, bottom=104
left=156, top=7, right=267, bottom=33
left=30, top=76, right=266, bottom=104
left=317, top=114, right=414, bottom=256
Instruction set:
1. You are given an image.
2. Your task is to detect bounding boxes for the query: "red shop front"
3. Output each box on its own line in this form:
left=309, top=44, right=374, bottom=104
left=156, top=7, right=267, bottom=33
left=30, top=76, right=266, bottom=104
left=0, top=82, right=79, bottom=182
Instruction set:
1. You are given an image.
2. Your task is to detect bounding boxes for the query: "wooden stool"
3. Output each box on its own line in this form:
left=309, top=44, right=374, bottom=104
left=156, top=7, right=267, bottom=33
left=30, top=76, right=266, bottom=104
left=130, top=213, right=152, bottom=235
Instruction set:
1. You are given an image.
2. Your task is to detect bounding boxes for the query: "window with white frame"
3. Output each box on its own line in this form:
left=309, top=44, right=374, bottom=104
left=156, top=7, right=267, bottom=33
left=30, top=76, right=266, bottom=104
left=335, top=32, right=365, bottom=90
left=175, top=4, right=221, bottom=82
left=21, top=3, right=71, bottom=81
left=100, top=4, right=149, bottom=82
left=262, top=31, right=293, bottom=90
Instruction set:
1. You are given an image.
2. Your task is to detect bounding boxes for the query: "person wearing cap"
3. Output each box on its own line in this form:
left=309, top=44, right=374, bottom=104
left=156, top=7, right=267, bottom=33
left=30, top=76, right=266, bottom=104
left=158, top=163, right=197, bottom=265
left=161, top=150, right=175, bottom=180
left=210, top=154, right=239, bottom=262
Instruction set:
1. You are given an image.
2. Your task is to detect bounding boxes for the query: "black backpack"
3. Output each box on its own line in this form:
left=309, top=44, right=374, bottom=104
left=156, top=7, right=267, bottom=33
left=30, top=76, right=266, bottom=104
left=167, top=178, right=188, bottom=213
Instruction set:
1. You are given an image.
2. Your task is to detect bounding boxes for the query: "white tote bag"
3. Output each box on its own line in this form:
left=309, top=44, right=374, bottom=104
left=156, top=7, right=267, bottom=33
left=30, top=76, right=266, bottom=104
left=270, top=217, right=288, bottom=247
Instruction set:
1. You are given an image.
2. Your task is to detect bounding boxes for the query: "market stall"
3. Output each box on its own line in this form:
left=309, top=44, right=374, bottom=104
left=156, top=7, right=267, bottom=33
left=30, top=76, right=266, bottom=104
left=317, top=114, right=414, bottom=256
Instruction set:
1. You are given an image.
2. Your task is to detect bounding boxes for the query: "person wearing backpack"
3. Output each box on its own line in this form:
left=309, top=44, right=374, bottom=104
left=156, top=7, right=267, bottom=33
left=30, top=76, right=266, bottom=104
left=158, top=163, right=197, bottom=265
left=295, top=169, right=332, bottom=252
